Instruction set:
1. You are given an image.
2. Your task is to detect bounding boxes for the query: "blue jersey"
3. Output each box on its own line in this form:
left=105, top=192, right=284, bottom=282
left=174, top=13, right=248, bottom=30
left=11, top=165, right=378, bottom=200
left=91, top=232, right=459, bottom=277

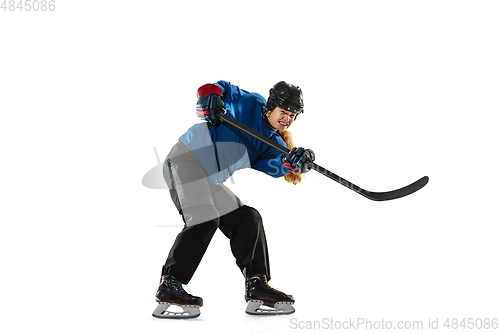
left=179, top=80, right=288, bottom=185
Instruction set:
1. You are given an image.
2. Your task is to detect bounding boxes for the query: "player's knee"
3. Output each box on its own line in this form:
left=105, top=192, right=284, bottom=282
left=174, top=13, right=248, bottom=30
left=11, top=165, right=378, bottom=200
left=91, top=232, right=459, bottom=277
left=243, top=205, right=262, bottom=219
left=241, top=206, right=263, bottom=228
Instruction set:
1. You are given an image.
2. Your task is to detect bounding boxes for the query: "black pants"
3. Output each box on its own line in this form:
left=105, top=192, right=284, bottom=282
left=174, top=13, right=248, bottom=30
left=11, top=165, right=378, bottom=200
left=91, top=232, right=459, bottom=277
left=162, top=141, right=271, bottom=284
left=164, top=205, right=270, bottom=284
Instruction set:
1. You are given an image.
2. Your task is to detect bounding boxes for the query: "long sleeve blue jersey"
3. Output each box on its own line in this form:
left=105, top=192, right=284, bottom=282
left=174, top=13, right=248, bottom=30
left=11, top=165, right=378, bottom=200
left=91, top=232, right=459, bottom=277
left=179, top=80, right=289, bottom=185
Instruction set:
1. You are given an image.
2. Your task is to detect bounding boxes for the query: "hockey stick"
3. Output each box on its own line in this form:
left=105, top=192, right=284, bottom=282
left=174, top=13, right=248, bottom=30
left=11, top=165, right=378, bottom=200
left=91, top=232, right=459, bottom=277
left=217, top=112, right=429, bottom=201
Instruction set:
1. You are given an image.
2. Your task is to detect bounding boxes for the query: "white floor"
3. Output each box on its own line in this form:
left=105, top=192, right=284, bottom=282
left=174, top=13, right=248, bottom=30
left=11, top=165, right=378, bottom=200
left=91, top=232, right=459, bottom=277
left=4, top=164, right=499, bottom=333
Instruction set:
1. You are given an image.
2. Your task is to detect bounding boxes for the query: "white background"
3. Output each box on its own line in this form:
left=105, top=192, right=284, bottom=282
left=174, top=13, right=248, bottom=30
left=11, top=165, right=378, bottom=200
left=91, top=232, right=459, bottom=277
left=1, top=1, right=499, bottom=332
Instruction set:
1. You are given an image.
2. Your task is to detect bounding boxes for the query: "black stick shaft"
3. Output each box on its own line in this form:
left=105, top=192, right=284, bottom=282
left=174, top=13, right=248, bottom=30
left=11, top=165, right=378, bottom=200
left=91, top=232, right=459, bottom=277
left=218, top=113, right=290, bottom=154
left=217, top=112, right=428, bottom=201
left=217, top=113, right=362, bottom=190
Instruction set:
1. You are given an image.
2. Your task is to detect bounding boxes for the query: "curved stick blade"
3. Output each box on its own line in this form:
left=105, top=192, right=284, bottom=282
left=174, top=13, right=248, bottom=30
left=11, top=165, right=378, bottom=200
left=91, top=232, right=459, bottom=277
left=362, top=176, right=429, bottom=201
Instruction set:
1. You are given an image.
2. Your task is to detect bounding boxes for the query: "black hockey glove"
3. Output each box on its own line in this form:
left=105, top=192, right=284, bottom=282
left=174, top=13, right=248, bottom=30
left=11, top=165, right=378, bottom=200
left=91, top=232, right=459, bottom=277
left=196, top=83, right=226, bottom=126
left=283, top=147, right=315, bottom=174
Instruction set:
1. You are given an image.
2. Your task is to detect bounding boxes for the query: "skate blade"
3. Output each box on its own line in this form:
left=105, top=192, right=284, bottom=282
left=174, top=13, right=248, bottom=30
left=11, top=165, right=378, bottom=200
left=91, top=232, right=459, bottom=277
left=245, top=300, right=295, bottom=316
left=152, top=302, right=201, bottom=319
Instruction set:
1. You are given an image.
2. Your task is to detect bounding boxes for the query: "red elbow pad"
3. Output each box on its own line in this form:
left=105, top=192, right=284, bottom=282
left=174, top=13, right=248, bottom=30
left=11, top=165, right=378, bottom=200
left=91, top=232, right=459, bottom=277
left=197, top=83, right=223, bottom=98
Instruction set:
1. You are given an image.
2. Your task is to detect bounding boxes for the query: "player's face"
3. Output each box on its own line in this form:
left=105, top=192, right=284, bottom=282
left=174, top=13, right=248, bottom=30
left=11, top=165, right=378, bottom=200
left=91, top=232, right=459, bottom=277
left=267, top=107, right=296, bottom=131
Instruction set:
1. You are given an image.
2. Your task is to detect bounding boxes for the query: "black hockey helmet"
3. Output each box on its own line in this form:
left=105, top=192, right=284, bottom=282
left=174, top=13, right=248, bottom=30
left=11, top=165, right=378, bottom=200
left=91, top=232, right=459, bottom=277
left=266, top=81, right=304, bottom=116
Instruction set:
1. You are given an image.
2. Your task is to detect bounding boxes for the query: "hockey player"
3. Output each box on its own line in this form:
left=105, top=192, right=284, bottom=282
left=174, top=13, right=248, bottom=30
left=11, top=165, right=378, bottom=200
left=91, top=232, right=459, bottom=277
left=153, top=80, right=315, bottom=319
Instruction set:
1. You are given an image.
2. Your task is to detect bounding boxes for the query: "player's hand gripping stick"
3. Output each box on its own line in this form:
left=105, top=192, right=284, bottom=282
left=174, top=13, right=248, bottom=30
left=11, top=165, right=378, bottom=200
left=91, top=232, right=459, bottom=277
left=196, top=84, right=226, bottom=126
left=283, top=147, right=315, bottom=174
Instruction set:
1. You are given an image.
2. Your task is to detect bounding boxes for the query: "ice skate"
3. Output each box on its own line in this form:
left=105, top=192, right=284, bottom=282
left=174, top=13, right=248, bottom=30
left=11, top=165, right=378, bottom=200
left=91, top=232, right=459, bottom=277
left=244, top=274, right=295, bottom=315
left=152, top=274, right=203, bottom=319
